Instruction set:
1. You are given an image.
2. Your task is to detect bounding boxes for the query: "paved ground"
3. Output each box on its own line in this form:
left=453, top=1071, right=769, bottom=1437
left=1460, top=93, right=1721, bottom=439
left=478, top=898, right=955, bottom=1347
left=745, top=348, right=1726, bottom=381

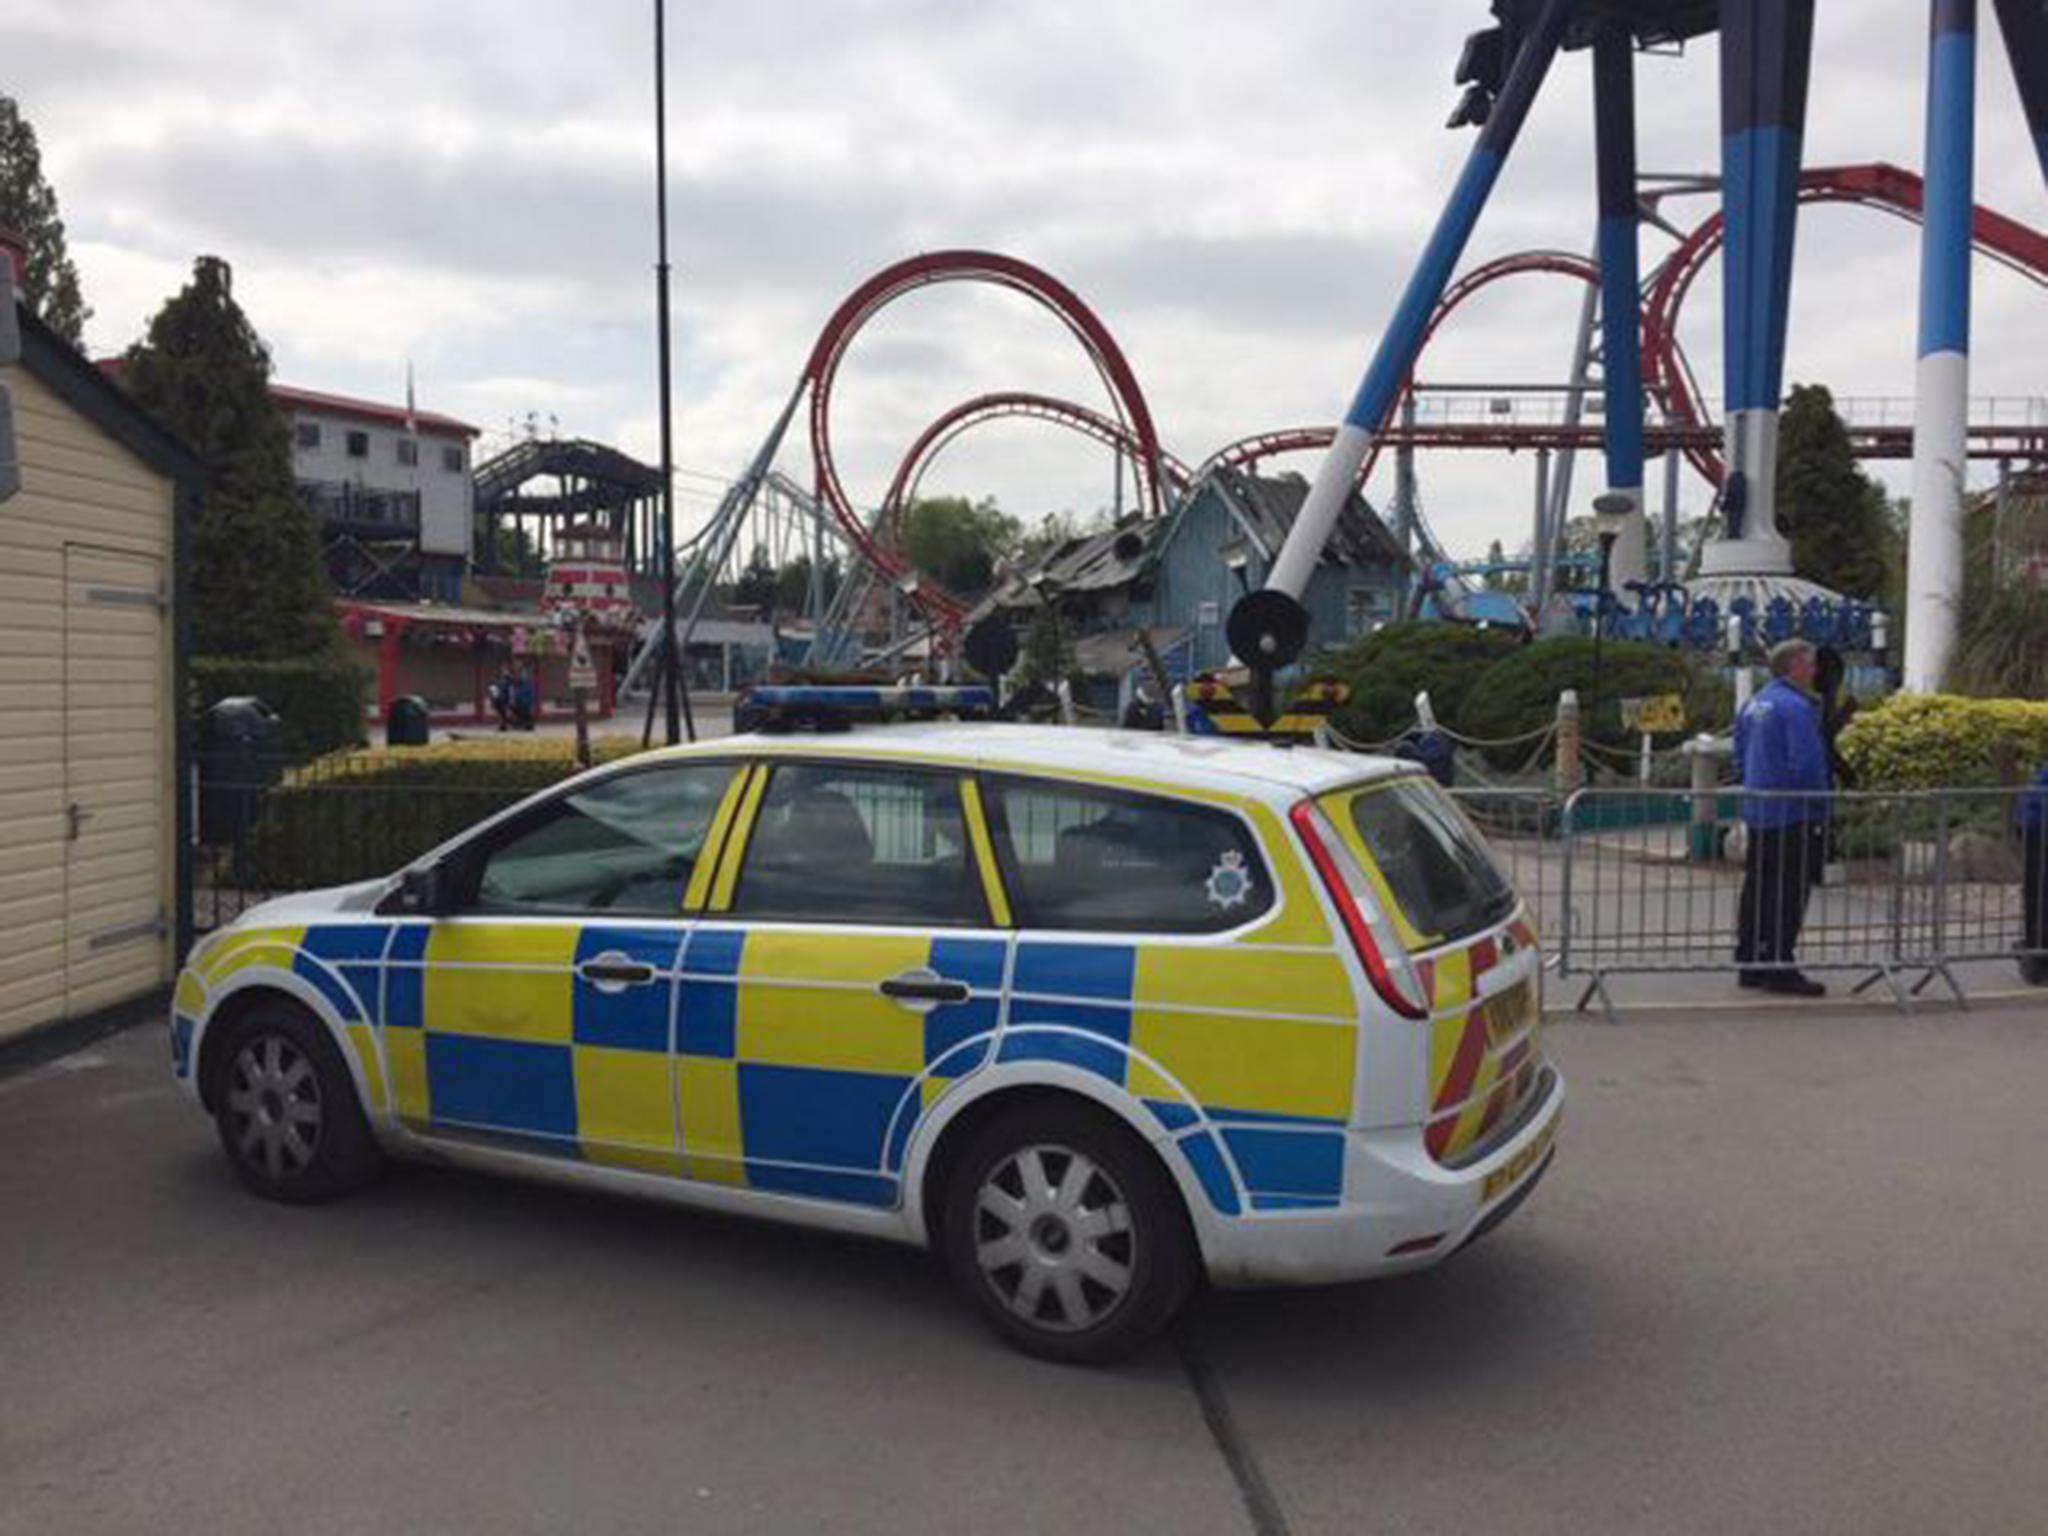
left=5, top=998, right=2047, bottom=1535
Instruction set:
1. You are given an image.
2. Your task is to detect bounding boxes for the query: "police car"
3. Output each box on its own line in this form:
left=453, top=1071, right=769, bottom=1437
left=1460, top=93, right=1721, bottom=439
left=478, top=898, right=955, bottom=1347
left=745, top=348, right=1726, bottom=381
left=171, top=687, right=1560, bottom=1362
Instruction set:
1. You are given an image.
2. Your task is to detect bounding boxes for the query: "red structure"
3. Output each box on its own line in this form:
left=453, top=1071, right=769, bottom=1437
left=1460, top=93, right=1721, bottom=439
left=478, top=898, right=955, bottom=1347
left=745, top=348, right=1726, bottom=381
left=337, top=601, right=618, bottom=728
left=799, top=250, right=1170, bottom=634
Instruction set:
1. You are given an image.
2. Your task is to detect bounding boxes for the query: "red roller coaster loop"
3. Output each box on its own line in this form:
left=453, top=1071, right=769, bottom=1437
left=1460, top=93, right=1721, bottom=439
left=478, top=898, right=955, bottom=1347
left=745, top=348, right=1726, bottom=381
left=802, top=250, right=1168, bottom=629
left=881, top=391, right=1192, bottom=528
left=1643, top=162, right=2048, bottom=484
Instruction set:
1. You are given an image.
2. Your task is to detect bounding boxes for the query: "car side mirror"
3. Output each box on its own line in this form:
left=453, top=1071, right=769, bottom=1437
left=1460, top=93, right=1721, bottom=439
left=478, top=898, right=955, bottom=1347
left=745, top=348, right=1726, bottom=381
left=394, top=862, right=450, bottom=916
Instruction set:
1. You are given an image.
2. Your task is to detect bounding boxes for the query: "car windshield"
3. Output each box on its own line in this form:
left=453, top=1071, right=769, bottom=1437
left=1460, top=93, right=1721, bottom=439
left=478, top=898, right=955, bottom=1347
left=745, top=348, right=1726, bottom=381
left=1342, top=776, right=1515, bottom=944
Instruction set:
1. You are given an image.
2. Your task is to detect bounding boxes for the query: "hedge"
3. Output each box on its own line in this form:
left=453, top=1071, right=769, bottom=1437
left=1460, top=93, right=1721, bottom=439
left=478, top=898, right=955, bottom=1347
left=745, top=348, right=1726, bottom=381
left=1460, top=636, right=1731, bottom=770
left=1838, top=693, right=2048, bottom=791
left=1320, top=621, right=1522, bottom=745
left=192, top=650, right=372, bottom=760
left=228, top=738, right=651, bottom=891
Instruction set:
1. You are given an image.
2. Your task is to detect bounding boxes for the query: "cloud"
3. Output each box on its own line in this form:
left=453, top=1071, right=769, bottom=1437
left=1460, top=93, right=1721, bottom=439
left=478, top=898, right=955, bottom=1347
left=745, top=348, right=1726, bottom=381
left=10, top=0, right=2045, bottom=562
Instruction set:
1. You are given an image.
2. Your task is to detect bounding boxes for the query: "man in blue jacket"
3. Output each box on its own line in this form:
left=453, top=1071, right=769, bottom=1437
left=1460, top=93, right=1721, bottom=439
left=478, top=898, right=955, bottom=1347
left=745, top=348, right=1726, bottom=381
left=1733, top=639, right=1831, bottom=995
left=2021, top=764, right=2048, bottom=986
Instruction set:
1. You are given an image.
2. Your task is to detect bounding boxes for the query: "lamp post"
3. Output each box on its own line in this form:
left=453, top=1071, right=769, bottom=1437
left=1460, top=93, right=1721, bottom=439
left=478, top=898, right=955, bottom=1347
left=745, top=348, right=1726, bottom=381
left=653, top=0, right=690, bottom=744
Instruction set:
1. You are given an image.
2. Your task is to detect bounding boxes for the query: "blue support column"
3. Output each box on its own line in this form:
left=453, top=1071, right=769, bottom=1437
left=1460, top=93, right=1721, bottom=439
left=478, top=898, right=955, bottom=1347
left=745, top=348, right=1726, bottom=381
left=1593, top=26, right=1649, bottom=600
left=1905, top=0, right=1980, bottom=690
left=1992, top=0, right=2048, bottom=184
left=1262, top=0, right=1576, bottom=602
left=1702, top=0, right=1815, bottom=577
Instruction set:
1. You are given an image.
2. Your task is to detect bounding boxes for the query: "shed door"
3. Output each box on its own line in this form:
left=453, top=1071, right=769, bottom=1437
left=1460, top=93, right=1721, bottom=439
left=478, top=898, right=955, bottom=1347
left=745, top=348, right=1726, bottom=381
left=63, top=545, right=169, bottom=1016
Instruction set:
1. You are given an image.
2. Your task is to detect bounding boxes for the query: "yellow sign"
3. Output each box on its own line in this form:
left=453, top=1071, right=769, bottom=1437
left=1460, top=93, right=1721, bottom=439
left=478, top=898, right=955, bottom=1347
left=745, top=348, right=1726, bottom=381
left=1619, top=693, right=1686, bottom=733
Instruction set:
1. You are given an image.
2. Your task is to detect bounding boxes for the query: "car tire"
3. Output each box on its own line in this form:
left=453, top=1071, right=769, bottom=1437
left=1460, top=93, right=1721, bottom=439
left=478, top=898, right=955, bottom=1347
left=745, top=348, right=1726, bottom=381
left=211, top=1001, right=382, bottom=1204
left=942, top=1100, right=1196, bottom=1365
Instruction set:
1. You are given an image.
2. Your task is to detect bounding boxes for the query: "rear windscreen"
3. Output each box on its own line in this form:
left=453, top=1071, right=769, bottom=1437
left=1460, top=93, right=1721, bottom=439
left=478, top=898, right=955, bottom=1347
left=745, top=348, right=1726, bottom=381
left=1342, top=778, right=1515, bottom=944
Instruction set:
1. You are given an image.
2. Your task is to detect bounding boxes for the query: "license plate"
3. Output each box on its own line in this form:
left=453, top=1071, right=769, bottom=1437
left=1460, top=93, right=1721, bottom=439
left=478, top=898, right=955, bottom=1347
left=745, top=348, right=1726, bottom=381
left=1482, top=1112, right=1558, bottom=1203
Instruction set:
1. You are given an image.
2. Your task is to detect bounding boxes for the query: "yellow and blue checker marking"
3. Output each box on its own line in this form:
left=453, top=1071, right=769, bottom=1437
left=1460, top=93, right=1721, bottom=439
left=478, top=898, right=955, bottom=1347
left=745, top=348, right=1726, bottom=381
left=1003, top=939, right=1359, bottom=1218
left=185, top=913, right=1364, bottom=1225
left=685, top=928, right=1009, bottom=1208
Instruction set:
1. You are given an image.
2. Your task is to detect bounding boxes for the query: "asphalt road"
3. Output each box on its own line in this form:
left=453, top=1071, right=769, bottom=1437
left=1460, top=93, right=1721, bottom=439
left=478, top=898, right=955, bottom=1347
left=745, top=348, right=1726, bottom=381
left=5, top=1000, right=2047, bottom=1536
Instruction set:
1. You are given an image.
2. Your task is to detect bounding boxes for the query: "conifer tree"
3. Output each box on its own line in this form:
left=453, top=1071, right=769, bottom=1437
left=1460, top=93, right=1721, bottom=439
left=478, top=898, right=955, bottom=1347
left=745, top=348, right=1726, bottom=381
left=1777, top=383, right=1895, bottom=600
left=121, top=257, right=338, bottom=658
left=0, top=96, right=90, bottom=345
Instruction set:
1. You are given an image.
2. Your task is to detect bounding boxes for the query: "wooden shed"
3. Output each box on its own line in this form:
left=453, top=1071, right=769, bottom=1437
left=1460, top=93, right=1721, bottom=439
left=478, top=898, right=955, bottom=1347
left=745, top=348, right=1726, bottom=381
left=1, top=250, right=201, bottom=1048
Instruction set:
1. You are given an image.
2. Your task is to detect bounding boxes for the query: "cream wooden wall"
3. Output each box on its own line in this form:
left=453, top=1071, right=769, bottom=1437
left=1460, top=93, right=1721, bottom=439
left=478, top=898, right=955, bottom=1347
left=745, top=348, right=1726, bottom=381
left=0, top=359, right=177, bottom=1041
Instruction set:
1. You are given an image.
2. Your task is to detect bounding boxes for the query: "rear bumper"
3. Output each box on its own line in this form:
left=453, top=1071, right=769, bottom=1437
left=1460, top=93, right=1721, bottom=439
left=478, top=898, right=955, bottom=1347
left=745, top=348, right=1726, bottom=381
left=1197, top=1065, right=1563, bottom=1288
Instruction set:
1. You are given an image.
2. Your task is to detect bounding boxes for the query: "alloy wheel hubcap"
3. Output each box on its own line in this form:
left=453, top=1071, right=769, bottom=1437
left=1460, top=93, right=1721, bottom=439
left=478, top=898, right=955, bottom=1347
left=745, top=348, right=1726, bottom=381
left=974, top=1144, right=1135, bottom=1333
left=226, top=1034, right=323, bottom=1180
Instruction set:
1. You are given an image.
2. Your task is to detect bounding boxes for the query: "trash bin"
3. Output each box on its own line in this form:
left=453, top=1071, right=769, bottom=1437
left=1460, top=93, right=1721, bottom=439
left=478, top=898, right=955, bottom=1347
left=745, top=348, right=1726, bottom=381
left=386, top=694, right=431, bottom=748
left=198, top=696, right=283, bottom=845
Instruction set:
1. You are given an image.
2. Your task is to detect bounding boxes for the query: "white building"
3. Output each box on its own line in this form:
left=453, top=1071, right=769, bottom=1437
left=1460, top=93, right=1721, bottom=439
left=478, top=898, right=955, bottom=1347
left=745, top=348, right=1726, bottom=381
left=274, top=383, right=480, bottom=602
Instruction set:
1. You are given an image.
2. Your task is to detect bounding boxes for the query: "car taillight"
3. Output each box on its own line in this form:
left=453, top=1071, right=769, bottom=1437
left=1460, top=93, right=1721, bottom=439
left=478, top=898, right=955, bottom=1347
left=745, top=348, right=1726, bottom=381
left=1290, top=799, right=1429, bottom=1020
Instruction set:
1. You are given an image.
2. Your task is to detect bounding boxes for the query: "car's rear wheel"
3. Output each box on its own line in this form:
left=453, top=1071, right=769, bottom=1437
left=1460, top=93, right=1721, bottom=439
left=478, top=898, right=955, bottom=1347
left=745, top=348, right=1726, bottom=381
left=942, top=1101, right=1195, bottom=1364
left=212, top=1001, right=381, bottom=1203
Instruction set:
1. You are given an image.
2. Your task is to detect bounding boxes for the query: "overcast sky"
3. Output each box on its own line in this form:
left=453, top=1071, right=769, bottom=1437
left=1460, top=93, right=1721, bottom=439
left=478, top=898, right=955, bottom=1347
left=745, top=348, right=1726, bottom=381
left=9, top=1, right=2045, bottom=557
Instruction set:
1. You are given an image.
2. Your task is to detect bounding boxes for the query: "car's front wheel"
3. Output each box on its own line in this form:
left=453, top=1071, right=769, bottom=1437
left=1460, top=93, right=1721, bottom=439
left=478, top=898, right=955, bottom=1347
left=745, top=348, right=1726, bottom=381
left=942, top=1101, right=1195, bottom=1364
left=212, top=1001, right=381, bottom=1203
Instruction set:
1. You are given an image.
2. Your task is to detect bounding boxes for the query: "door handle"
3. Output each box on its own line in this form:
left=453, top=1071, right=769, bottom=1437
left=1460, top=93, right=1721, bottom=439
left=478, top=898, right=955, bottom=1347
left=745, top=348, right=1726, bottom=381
left=879, top=971, right=971, bottom=1005
left=577, top=953, right=658, bottom=990
left=66, top=802, right=92, bottom=842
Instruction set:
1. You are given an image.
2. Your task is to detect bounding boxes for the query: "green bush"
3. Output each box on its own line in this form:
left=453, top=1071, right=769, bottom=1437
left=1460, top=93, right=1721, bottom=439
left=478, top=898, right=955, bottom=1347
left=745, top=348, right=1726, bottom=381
left=1460, top=636, right=1730, bottom=770
left=1320, top=621, right=1522, bottom=745
left=231, top=738, right=650, bottom=890
left=1838, top=693, right=2048, bottom=791
left=193, top=650, right=372, bottom=760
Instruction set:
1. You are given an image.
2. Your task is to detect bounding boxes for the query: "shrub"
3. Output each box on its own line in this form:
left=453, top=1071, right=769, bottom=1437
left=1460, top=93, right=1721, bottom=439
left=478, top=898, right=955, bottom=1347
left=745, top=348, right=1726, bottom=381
left=229, top=737, right=651, bottom=891
left=1320, top=621, right=1522, bottom=745
left=193, top=650, right=372, bottom=760
left=1838, top=693, right=2048, bottom=791
left=1460, top=636, right=1730, bottom=770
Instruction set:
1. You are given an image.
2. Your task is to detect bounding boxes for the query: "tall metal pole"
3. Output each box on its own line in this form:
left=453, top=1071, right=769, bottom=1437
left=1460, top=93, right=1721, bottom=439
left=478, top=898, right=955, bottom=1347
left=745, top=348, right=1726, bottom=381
left=1259, top=0, right=1575, bottom=604
left=1904, top=0, right=1979, bottom=691
left=1592, top=26, right=1649, bottom=600
left=1991, top=0, right=2048, bottom=186
left=654, top=0, right=689, bottom=743
left=1700, top=0, right=1815, bottom=581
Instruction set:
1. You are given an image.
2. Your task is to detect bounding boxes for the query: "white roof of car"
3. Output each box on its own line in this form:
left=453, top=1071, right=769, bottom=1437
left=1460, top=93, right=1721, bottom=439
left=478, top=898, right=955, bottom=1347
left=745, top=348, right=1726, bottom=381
left=649, top=723, right=1415, bottom=802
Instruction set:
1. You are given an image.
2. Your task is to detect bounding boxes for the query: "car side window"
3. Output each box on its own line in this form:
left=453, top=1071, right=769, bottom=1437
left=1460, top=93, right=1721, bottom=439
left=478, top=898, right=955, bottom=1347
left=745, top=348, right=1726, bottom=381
left=463, top=763, right=737, bottom=916
left=730, top=762, right=987, bottom=927
left=984, top=775, right=1273, bottom=933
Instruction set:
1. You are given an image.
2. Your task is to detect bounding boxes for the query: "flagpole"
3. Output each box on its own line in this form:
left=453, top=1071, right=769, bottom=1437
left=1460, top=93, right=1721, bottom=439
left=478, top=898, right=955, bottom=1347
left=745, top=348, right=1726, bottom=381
left=653, top=0, right=689, bottom=743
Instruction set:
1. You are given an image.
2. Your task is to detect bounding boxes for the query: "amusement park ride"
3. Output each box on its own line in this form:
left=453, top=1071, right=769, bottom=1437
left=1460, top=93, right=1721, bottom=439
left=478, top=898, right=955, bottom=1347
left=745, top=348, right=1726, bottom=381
left=625, top=0, right=2048, bottom=724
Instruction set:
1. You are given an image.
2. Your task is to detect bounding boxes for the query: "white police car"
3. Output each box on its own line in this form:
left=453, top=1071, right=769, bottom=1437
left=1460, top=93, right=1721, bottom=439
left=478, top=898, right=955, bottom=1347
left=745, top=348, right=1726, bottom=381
left=173, top=688, right=1558, bottom=1362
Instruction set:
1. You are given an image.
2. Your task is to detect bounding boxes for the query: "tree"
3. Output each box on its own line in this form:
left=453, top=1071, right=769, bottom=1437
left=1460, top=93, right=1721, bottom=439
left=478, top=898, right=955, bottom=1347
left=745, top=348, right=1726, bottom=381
left=1013, top=601, right=1076, bottom=694
left=726, top=546, right=779, bottom=612
left=120, top=257, right=338, bottom=658
left=1777, top=383, right=1895, bottom=599
left=0, top=96, right=89, bottom=345
left=775, top=553, right=841, bottom=615
left=902, top=495, right=1021, bottom=598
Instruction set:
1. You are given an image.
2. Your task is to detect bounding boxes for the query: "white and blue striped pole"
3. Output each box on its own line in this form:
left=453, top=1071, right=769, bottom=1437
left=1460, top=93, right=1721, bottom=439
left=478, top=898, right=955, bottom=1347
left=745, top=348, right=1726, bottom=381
left=1592, top=25, right=1648, bottom=601
left=1260, top=0, right=1576, bottom=605
left=1904, top=0, right=1979, bottom=691
left=1699, top=0, right=1815, bottom=582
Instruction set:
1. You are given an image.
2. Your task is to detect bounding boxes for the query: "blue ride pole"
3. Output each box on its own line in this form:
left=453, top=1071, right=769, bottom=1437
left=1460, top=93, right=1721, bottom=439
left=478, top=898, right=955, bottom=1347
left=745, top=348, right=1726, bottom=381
left=1260, top=0, right=1576, bottom=606
left=1699, top=0, right=1815, bottom=584
left=1592, top=24, right=1649, bottom=602
left=1992, top=0, right=2048, bottom=186
left=1905, top=0, right=1980, bottom=690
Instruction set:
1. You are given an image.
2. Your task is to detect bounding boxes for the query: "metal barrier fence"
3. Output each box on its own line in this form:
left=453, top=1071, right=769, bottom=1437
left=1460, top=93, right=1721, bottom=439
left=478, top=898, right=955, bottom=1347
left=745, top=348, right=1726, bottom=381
left=190, top=758, right=2046, bottom=1017
left=1552, top=785, right=2047, bottom=1017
